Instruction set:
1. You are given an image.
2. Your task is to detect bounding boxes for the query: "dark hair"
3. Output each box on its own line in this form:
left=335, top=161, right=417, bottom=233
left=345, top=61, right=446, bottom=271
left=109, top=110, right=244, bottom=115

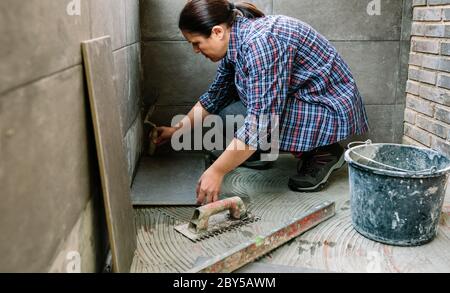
left=179, top=0, right=265, bottom=36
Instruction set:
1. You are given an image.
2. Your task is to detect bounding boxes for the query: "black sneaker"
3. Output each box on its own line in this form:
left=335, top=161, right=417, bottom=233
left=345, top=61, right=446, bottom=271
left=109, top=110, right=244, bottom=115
left=288, top=143, right=345, bottom=192
left=208, top=150, right=273, bottom=170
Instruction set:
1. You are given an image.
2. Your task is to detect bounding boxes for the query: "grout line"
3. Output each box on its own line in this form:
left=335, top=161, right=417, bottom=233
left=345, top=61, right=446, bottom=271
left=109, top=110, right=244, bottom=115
left=112, top=42, right=140, bottom=53
left=124, top=111, right=142, bottom=136
left=0, top=64, right=82, bottom=98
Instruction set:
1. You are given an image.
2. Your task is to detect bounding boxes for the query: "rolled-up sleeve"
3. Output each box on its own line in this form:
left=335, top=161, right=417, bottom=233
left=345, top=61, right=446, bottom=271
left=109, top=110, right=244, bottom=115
left=235, top=35, right=294, bottom=149
left=199, top=57, right=235, bottom=114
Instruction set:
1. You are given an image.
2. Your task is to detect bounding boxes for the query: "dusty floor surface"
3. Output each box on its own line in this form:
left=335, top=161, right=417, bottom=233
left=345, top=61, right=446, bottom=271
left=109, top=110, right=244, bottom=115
left=131, top=155, right=450, bottom=273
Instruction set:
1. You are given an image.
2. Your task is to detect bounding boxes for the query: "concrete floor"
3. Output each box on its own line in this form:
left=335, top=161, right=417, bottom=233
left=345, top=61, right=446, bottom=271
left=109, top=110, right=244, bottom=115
left=131, top=154, right=450, bottom=273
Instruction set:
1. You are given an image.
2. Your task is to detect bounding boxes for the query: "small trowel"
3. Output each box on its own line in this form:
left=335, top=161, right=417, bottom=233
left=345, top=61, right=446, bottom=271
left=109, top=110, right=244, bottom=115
left=144, top=109, right=158, bottom=156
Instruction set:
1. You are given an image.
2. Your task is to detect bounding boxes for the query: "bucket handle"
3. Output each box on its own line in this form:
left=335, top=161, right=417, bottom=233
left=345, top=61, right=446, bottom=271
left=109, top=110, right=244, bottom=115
left=347, top=139, right=372, bottom=150
left=347, top=140, right=438, bottom=175
left=350, top=151, right=437, bottom=175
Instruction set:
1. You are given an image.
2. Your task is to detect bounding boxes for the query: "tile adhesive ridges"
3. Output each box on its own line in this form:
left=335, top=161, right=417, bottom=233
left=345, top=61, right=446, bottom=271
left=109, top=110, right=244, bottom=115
left=131, top=155, right=450, bottom=273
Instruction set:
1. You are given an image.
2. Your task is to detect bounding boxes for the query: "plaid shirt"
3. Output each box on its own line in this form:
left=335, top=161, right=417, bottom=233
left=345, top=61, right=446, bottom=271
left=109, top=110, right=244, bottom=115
left=199, top=15, right=369, bottom=152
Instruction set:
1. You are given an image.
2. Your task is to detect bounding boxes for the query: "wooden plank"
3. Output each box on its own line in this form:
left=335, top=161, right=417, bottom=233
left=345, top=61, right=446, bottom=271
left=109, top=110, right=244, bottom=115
left=81, top=36, right=136, bottom=272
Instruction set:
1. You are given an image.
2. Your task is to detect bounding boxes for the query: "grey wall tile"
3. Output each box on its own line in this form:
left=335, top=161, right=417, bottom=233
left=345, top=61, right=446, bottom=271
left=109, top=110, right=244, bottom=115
left=90, top=0, right=127, bottom=50
left=142, top=41, right=400, bottom=107
left=125, top=0, right=140, bottom=44
left=365, top=104, right=399, bottom=143
left=0, top=0, right=142, bottom=273
left=0, top=66, right=92, bottom=272
left=273, top=0, right=403, bottom=41
left=401, top=0, right=413, bottom=41
left=48, top=196, right=104, bottom=273
left=396, top=40, right=412, bottom=104
left=124, top=113, right=143, bottom=182
left=393, top=103, right=406, bottom=142
left=142, top=41, right=218, bottom=105
left=114, top=43, right=142, bottom=135
left=150, top=105, right=194, bottom=126
left=139, top=1, right=407, bottom=143
left=333, top=41, right=400, bottom=105
left=141, top=0, right=186, bottom=41
left=141, top=0, right=272, bottom=41
left=0, top=0, right=90, bottom=94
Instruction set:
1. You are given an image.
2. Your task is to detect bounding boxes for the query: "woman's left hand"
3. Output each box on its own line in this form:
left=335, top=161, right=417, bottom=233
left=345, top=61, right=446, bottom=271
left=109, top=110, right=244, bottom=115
left=196, top=167, right=225, bottom=205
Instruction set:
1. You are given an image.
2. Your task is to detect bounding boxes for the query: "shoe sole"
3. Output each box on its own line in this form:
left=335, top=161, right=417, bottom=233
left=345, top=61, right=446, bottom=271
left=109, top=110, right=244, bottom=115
left=288, top=152, right=346, bottom=192
left=242, top=160, right=273, bottom=170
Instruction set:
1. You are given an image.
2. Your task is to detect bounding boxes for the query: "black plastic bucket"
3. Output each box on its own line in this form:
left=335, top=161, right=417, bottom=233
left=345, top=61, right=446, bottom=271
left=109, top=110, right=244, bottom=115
left=344, top=142, right=450, bottom=246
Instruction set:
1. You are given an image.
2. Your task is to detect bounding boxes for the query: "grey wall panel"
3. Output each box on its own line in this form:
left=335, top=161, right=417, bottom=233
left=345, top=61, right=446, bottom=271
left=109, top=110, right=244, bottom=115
left=90, top=0, right=127, bottom=50
left=126, top=0, right=141, bottom=45
left=396, top=40, right=412, bottom=104
left=146, top=41, right=401, bottom=107
left=365, top=104, right=402, bottom=143
left=114, top=43, right=142, bottom=135
left=124, top=113, right=143, bottom=182
left=273, top=0, right=403, bottom=41
left=0, top=67, right=92, bottom=272
left=141, top=0, right=410, bottom=144
left=142, top=41, right=218, bottom=105
left=333, top=41, right=400, bottom=105
left=0, top=0, right=142, bottom=272
left=141, top=0, right=273, bottom=41
left=150, top=105, right=194, bottom=126
left=401, top=0, right=413, bottom=41
left=393, top=103, right=406, bottom=142
left=0, top=0, right=90, bottom=94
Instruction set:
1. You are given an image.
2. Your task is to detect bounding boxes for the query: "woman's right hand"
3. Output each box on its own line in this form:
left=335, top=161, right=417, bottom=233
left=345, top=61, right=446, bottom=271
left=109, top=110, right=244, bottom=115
left=153, top=126, right=176, bottom=146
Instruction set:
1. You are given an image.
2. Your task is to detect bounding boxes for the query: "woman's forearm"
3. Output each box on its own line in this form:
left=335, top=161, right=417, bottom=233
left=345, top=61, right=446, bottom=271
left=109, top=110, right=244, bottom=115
left=174, top=101, right=210, bottom=131
left=209, top=138, right=256, bottom=175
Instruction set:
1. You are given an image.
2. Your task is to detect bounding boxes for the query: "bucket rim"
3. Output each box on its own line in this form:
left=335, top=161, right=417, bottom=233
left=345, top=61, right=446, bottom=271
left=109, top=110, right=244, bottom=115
left=344, top=143, right=450, bottom=178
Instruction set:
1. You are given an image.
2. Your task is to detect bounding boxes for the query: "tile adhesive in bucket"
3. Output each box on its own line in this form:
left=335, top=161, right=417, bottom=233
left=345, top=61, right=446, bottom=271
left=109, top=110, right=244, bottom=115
left=345, top=141, right=450, bottom=246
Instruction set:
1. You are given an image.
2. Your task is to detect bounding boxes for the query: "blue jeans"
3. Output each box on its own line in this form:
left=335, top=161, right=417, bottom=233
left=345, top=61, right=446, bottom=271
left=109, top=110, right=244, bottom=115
left=217, top=100, right=246, bottom=145
left=217, top=99, right=304, bottom=157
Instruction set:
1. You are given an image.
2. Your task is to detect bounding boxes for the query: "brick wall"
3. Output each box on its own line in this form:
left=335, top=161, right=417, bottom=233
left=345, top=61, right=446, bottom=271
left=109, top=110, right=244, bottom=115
left=404, top=0, right=450, bottom=156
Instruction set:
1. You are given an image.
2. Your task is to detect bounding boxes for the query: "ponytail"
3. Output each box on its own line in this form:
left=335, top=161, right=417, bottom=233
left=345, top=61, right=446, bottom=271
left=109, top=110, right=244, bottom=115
left=179, top=0, right=265, bottom=36
left=233, top=2, right=265, bottom=19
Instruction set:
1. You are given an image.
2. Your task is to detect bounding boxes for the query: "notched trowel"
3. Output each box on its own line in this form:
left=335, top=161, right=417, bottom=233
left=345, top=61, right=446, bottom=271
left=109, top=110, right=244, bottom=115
left=174, top=196, right=258, bottom=241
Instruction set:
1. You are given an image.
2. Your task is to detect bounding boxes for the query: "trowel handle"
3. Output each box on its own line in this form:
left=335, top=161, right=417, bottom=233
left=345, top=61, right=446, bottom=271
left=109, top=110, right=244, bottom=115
left=189, top=196, right=247, bottom=232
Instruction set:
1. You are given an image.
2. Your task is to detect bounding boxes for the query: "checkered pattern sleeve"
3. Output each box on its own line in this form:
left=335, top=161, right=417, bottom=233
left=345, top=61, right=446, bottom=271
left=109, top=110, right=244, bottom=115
left=198, top=58, right=235, bottom=114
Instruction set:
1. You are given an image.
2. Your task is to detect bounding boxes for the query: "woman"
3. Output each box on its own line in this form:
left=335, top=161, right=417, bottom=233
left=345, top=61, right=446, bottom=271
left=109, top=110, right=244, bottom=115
left=155, top=0, right=369, bottom=204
